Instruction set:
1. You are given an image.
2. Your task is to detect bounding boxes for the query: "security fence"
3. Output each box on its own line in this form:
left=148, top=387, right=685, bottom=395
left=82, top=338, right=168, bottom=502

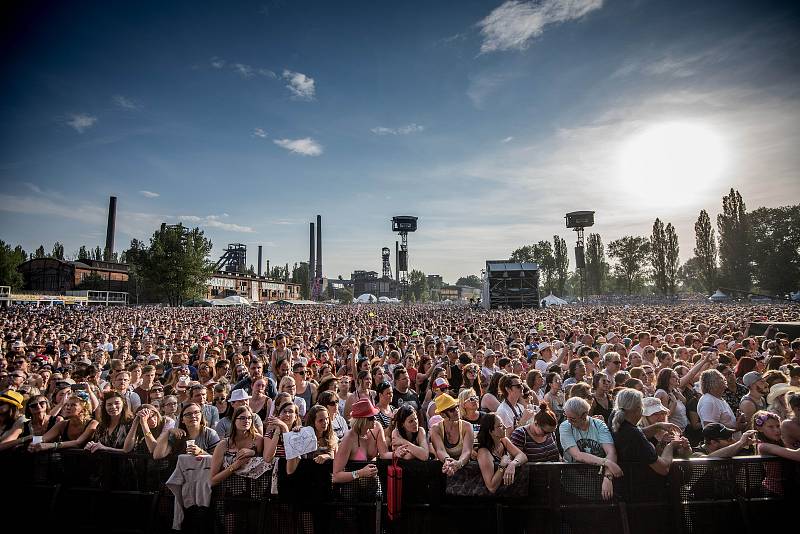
left=3, top=449, right=795, bottom=534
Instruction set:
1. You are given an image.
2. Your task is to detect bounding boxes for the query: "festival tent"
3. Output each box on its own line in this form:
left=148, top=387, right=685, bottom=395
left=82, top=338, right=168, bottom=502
left=211, top=295, right=252, bottom=306
left=708, top=290, right=729, bottom=302
left=354, top=293, right=378, bottom=303
left=541, top=293, right=568, bottom=306
left=378, top=296, right=391, bottom=303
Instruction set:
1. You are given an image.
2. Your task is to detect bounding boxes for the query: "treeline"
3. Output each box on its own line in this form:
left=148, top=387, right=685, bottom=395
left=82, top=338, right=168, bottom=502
left=521, top=189, right=798, bottom=297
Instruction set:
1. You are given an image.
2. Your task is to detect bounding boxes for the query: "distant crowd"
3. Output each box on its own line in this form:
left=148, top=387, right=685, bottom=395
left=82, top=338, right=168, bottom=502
left=1, top=302, right=799, bottom=527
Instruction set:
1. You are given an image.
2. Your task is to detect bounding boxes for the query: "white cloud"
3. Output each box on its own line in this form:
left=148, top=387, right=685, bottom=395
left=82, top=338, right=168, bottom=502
left=371, top=123, right=425, bottom=135
left=232, top=63, right=254, bottom=78
left=253, top=128, right=268, bottom=138
left=113, top=95, right=140, bottom=110
left=258, top=68, right=277, bottom=79
left=65, top=113, right=97, bottom=133
left=139, top=190, right=160, bottom=198
left=178, top=214, right=255, bottom=233
left=273, top=137, right=323, bottom=156
left=478, top=0, right=603, bottom=53
left=282, top=70, right=315, bottom=100
left=501, top=136, right=514, bottom=143
left=210, top=57, right=226, bottom=69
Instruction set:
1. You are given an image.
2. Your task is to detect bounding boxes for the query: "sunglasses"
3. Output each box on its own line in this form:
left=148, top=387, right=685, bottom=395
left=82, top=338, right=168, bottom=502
left=30, top=401, right=48, bottom=408
left=467, top=396, right=480, bottom=402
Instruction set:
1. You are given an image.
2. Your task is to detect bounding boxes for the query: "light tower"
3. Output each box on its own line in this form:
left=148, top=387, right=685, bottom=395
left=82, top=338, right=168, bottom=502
left=565, top=211, right=595, bottom=303
left=381, top=247, right=392, bottom=279
left=391, top=216, right=418, bottom=301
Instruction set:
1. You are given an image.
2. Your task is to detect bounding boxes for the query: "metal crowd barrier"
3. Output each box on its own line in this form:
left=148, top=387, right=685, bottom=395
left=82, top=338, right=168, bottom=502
left=3, top=448, right=796, bottom=534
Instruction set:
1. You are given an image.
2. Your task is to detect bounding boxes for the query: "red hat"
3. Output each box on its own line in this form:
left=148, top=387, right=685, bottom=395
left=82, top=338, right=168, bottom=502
left=433, top=377, right=450, bottom=390
left=350, top=398, right=379, bottom=419
left=201, top=335, right=212, bottom=342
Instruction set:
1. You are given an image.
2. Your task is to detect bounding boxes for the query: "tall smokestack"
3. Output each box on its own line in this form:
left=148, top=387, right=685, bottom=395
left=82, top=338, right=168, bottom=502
left=105, top=196, right=117, bottom=260
left=257, top=246, right=263, bottom=277
left=315, top=215, right=322, bottom=282
left=309, top=222, right=315, bottom=295
left=395, top=241, right=399, bottom=284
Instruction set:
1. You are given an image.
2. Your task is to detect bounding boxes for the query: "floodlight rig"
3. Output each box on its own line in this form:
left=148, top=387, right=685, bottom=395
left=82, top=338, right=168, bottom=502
left=565, top=211, right=595, bottom=303
left=391, top=216, right=418, bottom=301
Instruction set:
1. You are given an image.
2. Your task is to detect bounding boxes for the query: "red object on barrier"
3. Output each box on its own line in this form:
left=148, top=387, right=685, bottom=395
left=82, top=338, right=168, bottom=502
left=387, top=454, right=403, bottom=520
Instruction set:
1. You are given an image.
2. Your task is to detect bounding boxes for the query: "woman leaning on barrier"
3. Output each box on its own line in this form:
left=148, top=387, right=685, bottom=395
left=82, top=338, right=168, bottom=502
left=0, top=390, right=25, bottom=451
left=611, top=389, right=688, bottom=476
left=85, top=390, right=133, bottom=453
left=332, top=398, right=394, bottom=499
left=29, top=391, right=98, bottom=452
left=476, top=413, right=527, bottom=494
left=510, top=401, right=561, bottom=463
left=210, top=405, right=267, bottom=534
left=123, top=404, right=173, bottom=454
left=389, top=404, right=429, bottom=460
left=153, top=401, right=220, bottom=459
left=430, top=393, right=473, bottom=475
left=754, top=410, right=800, bottom=461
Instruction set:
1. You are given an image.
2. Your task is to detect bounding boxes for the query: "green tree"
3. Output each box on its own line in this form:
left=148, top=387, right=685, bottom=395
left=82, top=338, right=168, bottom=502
left=455, top=275, right=482, bottom=288
left=77, top=246, right=90, bottom=261
left=337, top=287, right=353, bottom=305
left=553, top=235, right=569, bottom=297
left=408, top=269, right=428, bottom=302
left=51, top=241, right=65, bottom=260
left=693, top=209, right=717, bottom=294
left=664, top=223, right=679, bottom=296
left=608, top=236, right=650, bottom=294
left=585, top=233, right=606, bottom=295
left=650, top=219, right=668, bottom=295
left=92, top=246, right=103, bottom=260
left=510, top=241, right=554, bottom=294
left=124, top=224, right=215, bottom=306
left=677, top=257, right=706, bottom=293
left=0, top=241, right=27, bottom=289
left=34, top=245, right=46, bottom=259
left=750, top=205, right=800, bottom=295
left=292, top=262, right=310, bottom=299
left=717, top=188, right=751, bottom=294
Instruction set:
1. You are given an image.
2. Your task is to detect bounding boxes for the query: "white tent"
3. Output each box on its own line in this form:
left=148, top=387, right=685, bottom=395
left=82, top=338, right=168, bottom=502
left=541, top=293, right=568, bottom=306
left=378, top=296, right=391, bottom=303
left=709, top=290, right=729, bottom=302
left=211, top=295, right=252, bottom=306
left=354, top=293, right=377, bottom=303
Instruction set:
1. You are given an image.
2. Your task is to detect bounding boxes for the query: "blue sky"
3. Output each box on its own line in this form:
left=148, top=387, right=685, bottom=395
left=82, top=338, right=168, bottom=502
left=1, top=0, right=798, bottom=282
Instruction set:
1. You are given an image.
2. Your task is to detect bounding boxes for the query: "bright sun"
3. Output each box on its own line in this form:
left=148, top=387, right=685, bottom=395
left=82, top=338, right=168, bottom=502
left=619, top=122, right=725, bottom=202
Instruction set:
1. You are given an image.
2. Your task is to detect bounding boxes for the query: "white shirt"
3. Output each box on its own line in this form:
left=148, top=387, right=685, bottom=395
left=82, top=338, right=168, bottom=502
left=697, top=393, right=737, bottom=428
left=496, top=400, right=523, bottom=430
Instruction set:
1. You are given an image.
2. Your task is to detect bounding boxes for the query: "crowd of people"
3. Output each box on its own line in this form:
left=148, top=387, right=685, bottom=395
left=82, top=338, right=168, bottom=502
left=1, top=302, right=799, bottom=520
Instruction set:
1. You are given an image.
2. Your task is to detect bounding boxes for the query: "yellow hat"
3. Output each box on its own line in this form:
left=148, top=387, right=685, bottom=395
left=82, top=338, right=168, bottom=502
left=434, top=393, right=459, bottom=414
left=0, top=390, right=24, bottom=410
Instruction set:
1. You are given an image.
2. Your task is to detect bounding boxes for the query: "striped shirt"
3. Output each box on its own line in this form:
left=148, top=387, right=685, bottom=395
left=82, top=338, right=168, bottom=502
left=510, top=426, right=561, bottom=463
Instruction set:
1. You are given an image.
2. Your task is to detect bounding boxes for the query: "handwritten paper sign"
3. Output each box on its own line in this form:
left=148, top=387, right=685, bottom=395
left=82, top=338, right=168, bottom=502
left=283, top=426, right=318, bottom=459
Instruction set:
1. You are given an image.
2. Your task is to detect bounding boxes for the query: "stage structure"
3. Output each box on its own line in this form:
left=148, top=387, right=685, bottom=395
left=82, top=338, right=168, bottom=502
left=565, top=211, right=595, bottom=302
left=482, top=261, right=540, bottom=309
left=391, top=216, right=418, bottom=301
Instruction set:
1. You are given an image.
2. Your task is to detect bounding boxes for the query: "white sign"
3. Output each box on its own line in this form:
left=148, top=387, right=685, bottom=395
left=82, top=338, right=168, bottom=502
left=283, top=426, right=318, bottom=460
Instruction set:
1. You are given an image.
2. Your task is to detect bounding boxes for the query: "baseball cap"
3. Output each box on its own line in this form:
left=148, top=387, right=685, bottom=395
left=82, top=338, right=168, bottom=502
left=742, top=371, right=763, bottom=388
left=703, top=423, right=735, bottom=442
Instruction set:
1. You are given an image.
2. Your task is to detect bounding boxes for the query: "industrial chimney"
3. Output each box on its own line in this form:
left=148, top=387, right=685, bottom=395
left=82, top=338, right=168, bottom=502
left=315, top=215, right=322, bottom=283
left=309, top=222, right=315, bottom=296
left=257, top=246, right=263, bottom=277
left=105, top=196, right=117, bottom=261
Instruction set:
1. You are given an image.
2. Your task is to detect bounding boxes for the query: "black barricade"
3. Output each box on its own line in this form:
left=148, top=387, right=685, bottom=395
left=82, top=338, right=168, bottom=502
left=3, top=449, right=796, bottom=534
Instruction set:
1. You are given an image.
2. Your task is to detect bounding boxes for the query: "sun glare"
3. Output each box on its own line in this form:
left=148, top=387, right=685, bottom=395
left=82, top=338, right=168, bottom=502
left=619, top=122, right=725, bottom=202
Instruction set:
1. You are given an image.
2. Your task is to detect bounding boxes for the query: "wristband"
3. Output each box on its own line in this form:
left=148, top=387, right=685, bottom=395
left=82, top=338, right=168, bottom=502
left=352, top=470, right=359, bottom=480
left=604, top=473, right=614, bottom=481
